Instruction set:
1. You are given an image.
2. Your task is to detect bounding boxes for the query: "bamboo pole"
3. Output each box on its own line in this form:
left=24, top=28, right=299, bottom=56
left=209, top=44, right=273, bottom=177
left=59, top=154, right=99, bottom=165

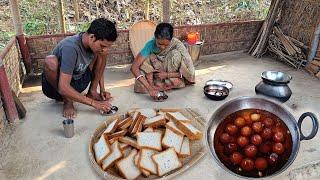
left=73, top=0, right=80, bottom=22
left=9, top=0, right=33, bottom=73
left=307, top=22, right=320, bottom=63
left=249, top=0, right=284, bottom=58
left=145, top=0, right=151, bottom=20
left=9, top=0, right=23, bottom=35
left=58, top=0, right=66, bottom=33
left=162, top=0, right=170, bottom=23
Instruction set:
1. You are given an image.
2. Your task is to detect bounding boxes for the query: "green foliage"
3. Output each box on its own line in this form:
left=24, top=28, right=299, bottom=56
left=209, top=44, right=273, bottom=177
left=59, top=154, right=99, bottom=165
left=0, top=0, right=272, bottom=46
left=75, top=22, right=91, bottom=32
left=171, top=0, right=271, bottom=25
left=0, top=30, right=15, bottom=49
left=19, top=0, right=59, bottom=35
left=24, top=19, right=47, bottom=35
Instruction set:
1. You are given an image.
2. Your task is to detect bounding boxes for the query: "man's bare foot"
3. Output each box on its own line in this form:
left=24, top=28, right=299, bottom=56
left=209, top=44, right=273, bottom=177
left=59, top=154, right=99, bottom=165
left=63, top=100, right=76, bottom=119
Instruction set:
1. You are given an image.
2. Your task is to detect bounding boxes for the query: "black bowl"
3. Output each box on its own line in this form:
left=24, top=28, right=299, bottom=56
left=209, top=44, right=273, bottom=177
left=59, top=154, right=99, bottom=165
left=204, top=85, right=229, bottom=101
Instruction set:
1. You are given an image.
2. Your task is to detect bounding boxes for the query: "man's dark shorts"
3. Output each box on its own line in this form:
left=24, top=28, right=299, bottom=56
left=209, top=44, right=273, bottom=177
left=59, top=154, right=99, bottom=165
left=42, top=68, right=93, bottom=101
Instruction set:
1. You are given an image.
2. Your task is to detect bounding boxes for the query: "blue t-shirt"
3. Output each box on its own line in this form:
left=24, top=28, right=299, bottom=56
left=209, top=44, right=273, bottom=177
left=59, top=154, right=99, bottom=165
left=140, top=38, right=161, bottom=58
left=52, top=32, right=94, bottom=80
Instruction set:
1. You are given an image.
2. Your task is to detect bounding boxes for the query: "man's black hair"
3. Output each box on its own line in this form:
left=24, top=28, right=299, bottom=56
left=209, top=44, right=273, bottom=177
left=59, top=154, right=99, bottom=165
left=87, top=18, right=118, bottom=42
left=154, top=23, right=173, bottom=40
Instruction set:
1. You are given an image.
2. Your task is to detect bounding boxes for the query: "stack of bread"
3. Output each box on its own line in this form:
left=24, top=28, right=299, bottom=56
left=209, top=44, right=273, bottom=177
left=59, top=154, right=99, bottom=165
left=93, top=108, right=203, bottom=179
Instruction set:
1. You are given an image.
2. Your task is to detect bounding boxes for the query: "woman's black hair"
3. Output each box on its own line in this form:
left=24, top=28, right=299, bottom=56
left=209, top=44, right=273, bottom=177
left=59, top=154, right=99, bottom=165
left=154, top=23, right=173, bottom=40
left=87, top=18, right=118, bottom=42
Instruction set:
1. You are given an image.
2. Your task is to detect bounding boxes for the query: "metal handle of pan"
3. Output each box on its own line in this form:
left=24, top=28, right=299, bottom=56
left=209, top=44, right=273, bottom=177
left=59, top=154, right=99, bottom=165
left=298, top=112, right=318, bottom=141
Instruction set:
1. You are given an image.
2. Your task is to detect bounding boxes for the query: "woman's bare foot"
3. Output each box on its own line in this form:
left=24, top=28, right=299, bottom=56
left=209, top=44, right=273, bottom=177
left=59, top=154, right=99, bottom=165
left=63, top=100, right=76, bottom=119
left=170, top=78, right=185, bottom=89
left=163, top=84, right=173, bottom=91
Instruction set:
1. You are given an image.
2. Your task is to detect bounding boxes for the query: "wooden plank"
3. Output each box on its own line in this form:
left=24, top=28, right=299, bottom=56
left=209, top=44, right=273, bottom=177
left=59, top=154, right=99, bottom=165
left=11, top=90, right=26, bottom=119
left=305, top=64, right=320, bottom=74
left=311, top=60, right=320, bottom=67
left=316, top=71, right=320, bottom=79
left=0, top=63, right=19, bottom=123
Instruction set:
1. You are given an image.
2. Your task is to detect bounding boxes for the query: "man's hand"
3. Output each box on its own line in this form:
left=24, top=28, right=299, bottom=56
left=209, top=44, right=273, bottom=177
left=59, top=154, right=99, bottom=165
left=91, top=100, right=112, bottom=113
left=100, top=91, right=112, bottom=101
left=154, top=71, right=168, bottom=80
left=86, top=91, right=101, bottom=101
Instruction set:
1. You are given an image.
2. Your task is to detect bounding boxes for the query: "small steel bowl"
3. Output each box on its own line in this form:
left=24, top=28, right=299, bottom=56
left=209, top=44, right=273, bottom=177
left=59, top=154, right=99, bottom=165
left=204, top=85, right=229, bottom=101
left=100, top=106, right=118, bottom=116
left=205, top=80, right=233, bottom=90
left=155, top=91, right=168, bottom=102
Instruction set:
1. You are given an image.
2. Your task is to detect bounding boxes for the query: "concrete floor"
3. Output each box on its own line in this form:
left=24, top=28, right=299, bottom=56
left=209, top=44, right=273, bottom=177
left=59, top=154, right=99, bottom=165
left=0, top=51, right=319, bottom=180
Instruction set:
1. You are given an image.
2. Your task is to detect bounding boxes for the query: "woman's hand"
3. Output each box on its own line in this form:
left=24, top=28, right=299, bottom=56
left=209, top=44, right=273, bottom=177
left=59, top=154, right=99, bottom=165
left=154, top=71, right=168, bottom=80
left=148, top=87, right=159, bottom=100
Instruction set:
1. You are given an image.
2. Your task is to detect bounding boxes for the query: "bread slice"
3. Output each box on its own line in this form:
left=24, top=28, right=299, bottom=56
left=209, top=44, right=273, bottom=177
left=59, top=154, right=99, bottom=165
left=154, top=128, right=166, bottom=138
left=141, top=168, right=151, bottom=177
left=136, top=108, right=157, bottom=118
left=134, top=151, right=151, bottom=177
left=137, top=132, right=162, bottom=151
left=128, top=111, right=141, bottom=133
left=143, top=127, right=154, bottom=132
left=138, top=149, right=158, bottom=174
left=156, top=111, right=166, bottom=116
left=103, top=118, right=120, bottom=134
left=116, top=149, right=141, bottom=179
left=119, top=142, right=129, bottom=151
left=136, top=116, right=147, bottom=133
left=165, top=121, right=185, bottom=136
left=134, top=153, right=140, bottom=166
left=143, top=115, right=166, bottom=128
left=94, top=135, right=112, bottom=165
left=166, top=112, right=191, bottom=123
left=108, top=129, right=127, bottom=140
left=119, top=136, right=140, bottom=149
left=102, top=141, right=123, bottom=170
left=152, top=148, right=182, bottom=176
left=162, top=128, right=184, bottom=153
left=121, top=146, right=133, bottom=157
left=175, top=121, right=203, bottom=140
left=131, top=115, right=147, bottom=134
left=118, top=117, right=133, bottom=130
left=177, top=137, right=191, bottom=158
left=127, top=108, right=138, bottom=117
left=158, top=108, right=181, bottom=112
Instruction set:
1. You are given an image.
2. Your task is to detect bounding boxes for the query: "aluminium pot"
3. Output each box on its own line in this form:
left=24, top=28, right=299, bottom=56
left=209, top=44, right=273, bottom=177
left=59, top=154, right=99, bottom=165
left=206, top=96, right=318, bottom=178
left=255, top=71, right=292, bottom=102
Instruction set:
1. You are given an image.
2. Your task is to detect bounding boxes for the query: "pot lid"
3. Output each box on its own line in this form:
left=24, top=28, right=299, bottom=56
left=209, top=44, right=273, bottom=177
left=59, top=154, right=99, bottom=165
left=261, top=71, right=292, bottom=83
left=205, top=80, right=233, bottom=90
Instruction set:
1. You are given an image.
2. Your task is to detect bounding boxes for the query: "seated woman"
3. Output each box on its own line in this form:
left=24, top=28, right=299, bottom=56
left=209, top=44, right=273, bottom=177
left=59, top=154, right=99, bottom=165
left=131, top=23, right=195, bottom=101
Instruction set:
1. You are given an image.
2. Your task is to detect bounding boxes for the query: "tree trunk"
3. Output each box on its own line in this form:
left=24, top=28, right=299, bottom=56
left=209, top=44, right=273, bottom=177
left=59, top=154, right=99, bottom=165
left=73, top=0, right=80, bottom=22
left=58, top=0, right=66, bottom=33
left=162, top=0, right=170, bottom=23
left=9, top=0, right=23, bottom=35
